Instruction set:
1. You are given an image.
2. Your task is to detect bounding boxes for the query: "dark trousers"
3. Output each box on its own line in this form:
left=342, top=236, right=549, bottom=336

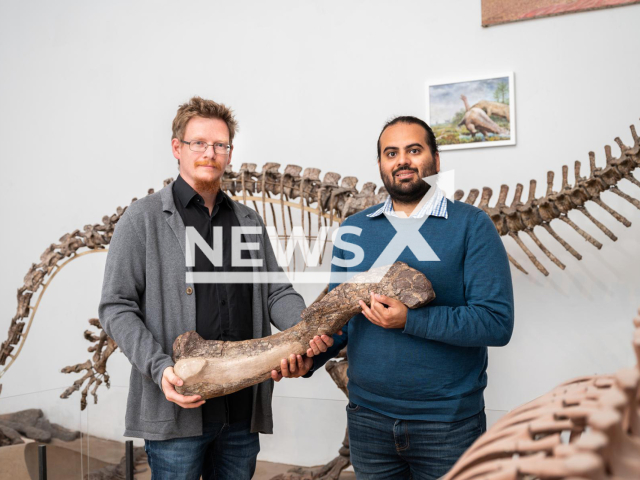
left=347, top=403, right=486, bottom=480
left=144, top=419, right=259, bottom=480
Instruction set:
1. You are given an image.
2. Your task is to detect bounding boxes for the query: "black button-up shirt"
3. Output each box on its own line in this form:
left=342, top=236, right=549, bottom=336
left=172, top=175, right=253, bottom=424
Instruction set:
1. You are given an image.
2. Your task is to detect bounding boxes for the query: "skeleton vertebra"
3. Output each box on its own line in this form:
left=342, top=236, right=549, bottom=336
left=173, top=262, right=435, bottom=399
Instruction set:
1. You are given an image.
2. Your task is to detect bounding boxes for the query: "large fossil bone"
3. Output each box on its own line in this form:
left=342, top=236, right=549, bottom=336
left=172, top=261, right=435, bottom=399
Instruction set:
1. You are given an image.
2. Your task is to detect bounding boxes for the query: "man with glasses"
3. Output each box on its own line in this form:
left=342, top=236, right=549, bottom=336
left=100, top=96, right=333, bottom=479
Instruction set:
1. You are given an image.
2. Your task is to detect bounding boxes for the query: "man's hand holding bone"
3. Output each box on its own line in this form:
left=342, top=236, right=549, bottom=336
left=271, top=334, right=339, bottom=381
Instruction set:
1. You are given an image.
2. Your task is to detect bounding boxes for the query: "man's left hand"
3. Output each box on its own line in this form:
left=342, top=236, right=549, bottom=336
left=271, top=334, right=336, bottom=381
left=359, top=292, right=408, bottom=329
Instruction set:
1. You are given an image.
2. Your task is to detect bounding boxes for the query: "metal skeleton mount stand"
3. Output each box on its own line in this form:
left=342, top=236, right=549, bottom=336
left=0, top=120, right=638, bottom=479
left=36, top=440, right=146, bottom=480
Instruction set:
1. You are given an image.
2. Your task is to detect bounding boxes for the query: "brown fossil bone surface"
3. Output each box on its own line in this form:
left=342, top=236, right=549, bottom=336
left=442, top=307, right=640, bottom=480
left=172, top=261, right=435, bottom=399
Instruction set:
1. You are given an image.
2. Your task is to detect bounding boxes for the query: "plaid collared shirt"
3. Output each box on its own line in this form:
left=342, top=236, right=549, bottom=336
left=367, top=186, right=449, bottom=219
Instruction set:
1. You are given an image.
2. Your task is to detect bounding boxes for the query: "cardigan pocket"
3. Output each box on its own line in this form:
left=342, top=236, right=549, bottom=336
left=141, top=375, right=176, bottom=422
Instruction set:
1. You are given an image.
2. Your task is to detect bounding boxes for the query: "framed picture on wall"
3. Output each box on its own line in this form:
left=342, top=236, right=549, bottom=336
left=426, top=73, right=516, bottom=151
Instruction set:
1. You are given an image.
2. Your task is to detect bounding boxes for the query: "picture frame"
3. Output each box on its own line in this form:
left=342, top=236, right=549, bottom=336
left=426, top=73, right=516, bottom=151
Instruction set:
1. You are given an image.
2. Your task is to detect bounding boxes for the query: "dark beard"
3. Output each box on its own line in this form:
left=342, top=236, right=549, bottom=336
left=380, top=165, right=434, bottom=205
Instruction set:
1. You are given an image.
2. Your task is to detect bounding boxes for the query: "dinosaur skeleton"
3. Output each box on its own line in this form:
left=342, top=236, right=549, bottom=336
left=0, top=120, right=637, bottom=477
left=442, top=308, right=640, bottom=480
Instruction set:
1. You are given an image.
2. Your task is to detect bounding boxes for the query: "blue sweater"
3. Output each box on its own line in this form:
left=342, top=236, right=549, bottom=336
left=309, top=199, right=514, bottom=422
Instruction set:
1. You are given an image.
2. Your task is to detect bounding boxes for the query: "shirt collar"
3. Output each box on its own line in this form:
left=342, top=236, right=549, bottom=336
left=367, top=185, right=449, bottom=219
left=173, top=175, right=231, bottom=210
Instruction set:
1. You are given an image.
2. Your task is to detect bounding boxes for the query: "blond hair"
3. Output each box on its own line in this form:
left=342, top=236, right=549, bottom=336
left=172, top=96, right=238, bottom=144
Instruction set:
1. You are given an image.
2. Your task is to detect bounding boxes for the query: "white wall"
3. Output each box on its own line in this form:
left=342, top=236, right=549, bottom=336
left=1, top=0, right=639, bottom=467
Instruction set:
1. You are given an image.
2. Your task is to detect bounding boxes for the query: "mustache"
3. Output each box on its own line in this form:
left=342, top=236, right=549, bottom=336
left=392, top=166, right=419, bottom=176
left=195, top=161, right=220, bottom=168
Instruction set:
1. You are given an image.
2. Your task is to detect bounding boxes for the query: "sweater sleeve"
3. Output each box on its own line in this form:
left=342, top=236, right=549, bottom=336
left=99, top=212, right=174, bottom=391
left=402, top=211, right=514, bottom=347
left=258, top=216, right=307, bottom=331
left=303, top=241, right=350, bottom=377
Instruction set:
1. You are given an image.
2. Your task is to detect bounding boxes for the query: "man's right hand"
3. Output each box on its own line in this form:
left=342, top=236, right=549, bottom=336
left=161, top=366, right=205, bottom=409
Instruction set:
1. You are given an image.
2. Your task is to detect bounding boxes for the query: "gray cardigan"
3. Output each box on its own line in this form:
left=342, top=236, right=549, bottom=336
left=99, top=182, right=306, bottom=440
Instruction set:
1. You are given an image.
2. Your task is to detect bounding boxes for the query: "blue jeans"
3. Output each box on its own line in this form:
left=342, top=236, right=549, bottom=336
left=347, top=403, right=485, bottom=480
left=144, top=420, right=260, bottom=480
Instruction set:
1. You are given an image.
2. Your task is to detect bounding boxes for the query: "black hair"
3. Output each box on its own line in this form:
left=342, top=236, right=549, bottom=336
left=376, top=116, right=438, bottom=160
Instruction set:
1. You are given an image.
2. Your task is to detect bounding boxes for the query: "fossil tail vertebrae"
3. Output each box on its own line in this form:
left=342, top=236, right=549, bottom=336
left=172, top=261, right=435, bottom=399
left=454, top=120, right=640, bottom=276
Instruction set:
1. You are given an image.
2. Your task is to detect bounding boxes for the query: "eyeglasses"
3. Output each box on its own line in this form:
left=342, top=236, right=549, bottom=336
left=181, top=140, right=230, bottom=155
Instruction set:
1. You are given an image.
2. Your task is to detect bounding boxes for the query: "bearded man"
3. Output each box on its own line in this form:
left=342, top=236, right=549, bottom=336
left=100, top=97, right=333, bottom=480
left=294, top=116, right=515, bottom=480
